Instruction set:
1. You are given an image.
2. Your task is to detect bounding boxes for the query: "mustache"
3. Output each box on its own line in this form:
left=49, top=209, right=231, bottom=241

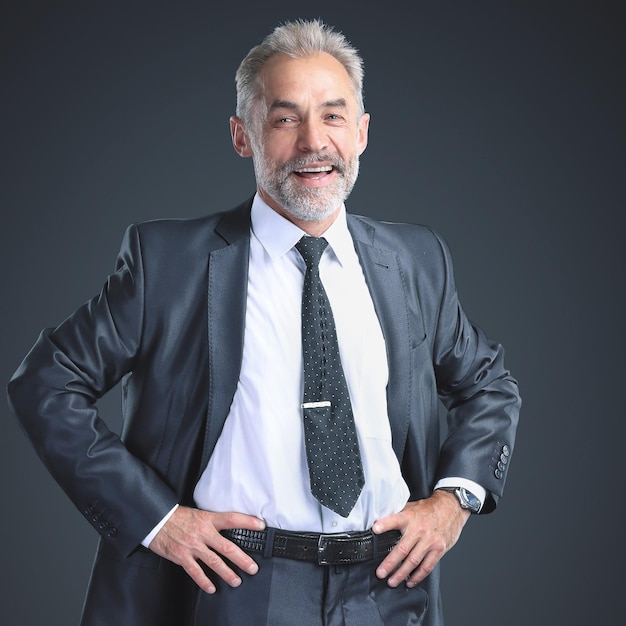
left=281, top=153, right=346, bottom=175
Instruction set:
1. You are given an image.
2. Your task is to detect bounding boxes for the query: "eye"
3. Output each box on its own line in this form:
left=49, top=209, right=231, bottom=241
left=273, top=116, right=298, bottom=127
left=325, top=113, right=345, bottom=123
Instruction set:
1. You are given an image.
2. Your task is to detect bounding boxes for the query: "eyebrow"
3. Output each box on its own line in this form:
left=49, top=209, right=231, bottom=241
left=269, top=98, right=348, bottom=111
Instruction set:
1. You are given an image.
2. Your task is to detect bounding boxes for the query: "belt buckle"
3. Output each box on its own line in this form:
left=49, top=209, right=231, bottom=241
left=317, top=531, right=367, bottom=566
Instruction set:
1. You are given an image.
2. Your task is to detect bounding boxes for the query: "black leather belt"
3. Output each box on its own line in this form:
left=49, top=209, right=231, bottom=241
left=221, top=528, right=401, bottom=566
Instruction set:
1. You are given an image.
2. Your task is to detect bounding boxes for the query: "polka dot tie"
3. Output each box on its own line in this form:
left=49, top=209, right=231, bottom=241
left=295, top=236, right=364, bottom=517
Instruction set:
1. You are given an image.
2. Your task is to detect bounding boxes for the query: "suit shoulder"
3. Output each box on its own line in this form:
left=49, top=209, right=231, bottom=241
left=122, top=200, right=251, bottom=254
left=348, top=214, right=450, bottom=259
left=132, top=213, right=222, bottom=242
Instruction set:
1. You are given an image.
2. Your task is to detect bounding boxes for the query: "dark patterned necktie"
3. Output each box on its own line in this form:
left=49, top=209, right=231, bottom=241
left=295, top=236, right=364, bottom=517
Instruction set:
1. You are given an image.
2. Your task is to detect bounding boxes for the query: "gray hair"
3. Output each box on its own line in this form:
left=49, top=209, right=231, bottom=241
left=235, top=19, right=365, bottom=127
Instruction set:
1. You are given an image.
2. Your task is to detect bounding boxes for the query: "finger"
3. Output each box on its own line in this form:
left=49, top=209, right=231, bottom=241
left=375, top=537, right=417, bottom=583
left=405, top=551, right=441, bottom=588
left=209, top=532, right=260, bottom=577
left=179, top=534, right=260, bottom=593
left=152, top=530, right=244, bottom=592
left=202, top=513, right=264, bottom=576
left=371, top=515, right=400, bottom=536
left=181, top=557, right=218, bottom=594
left=371, top=514, right=407, bottom=579
left=388, top=542, right=444, bottom=588
left=194, top=543, right=247, bottom=589
left=212, top=511, right=266, bottom=532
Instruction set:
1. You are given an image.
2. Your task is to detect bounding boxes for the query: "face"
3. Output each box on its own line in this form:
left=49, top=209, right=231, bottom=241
left=231, top=53, right=369, bottom=227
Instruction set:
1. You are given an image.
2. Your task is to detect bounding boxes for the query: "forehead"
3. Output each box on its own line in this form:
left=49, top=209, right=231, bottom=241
left=257, top=52, right=357, bottom=108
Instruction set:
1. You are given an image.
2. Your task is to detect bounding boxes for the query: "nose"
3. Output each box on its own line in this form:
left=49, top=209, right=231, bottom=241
left=297, top=119, right=328, bottom=153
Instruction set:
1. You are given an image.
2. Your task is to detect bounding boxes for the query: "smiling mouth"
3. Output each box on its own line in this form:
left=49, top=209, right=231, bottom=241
left=293, top=165, right=334, bottom=179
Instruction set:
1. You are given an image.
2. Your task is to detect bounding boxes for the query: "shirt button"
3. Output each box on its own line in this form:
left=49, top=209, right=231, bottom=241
left=331, top=520, right=338, bottom=528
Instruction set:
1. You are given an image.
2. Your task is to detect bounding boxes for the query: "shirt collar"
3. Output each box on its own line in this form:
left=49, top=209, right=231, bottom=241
left=250, top=193, right=353, bottom=266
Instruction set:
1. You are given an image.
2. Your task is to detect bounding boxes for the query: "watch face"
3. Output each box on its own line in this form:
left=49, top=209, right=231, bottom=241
left=459, top=488, right=481, bottom=513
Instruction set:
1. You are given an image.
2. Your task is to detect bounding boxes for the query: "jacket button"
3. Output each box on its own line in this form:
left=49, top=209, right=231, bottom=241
left=502, top=445, right=510, bottom=456
left=494, top=468, right=503, bottom=479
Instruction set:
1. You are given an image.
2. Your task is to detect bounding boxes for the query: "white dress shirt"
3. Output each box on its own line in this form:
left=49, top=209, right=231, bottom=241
left=193, top=195, right=410, bottom=532
left=143, top=195, right=485, bottom=545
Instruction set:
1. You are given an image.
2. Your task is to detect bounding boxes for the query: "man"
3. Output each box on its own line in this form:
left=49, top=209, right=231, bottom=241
left=8, top=19, right=521, bottom=626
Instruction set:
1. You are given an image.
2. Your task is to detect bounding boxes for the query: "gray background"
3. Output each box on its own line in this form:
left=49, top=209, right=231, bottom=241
left=1, top=1, right=624, bottom=624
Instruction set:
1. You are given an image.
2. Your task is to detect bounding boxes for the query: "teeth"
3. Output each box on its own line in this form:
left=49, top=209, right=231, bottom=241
left=295, top=165, right=333, bottom=173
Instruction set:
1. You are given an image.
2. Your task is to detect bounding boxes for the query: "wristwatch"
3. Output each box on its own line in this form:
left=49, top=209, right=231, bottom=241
left=436, top=486, right=482, bottom=513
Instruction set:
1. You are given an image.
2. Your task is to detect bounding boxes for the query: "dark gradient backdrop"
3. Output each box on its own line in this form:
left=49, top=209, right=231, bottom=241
left=2, top=1, right=624, bottom=624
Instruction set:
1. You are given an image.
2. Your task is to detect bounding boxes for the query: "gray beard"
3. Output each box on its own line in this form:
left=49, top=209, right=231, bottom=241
left=253, top=152, right=359, bottom=222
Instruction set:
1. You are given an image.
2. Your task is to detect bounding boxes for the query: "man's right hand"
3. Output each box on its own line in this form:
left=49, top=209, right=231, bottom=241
left=148, top=505, right=266, bottom=594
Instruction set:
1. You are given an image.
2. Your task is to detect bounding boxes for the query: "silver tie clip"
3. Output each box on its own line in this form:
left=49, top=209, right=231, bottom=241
left=301, top=401, right=332, bottom=409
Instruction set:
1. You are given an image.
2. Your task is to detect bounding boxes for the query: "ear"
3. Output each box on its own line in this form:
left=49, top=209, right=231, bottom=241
left=230, top=116, right=253, bottom=157
left=356, top=112, right=370, bottom=156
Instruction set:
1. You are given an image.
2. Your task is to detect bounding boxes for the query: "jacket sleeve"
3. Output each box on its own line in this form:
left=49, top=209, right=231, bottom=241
left=428, top=229, right=521, bottom=513
left=7, top=224, right=179, bottom=555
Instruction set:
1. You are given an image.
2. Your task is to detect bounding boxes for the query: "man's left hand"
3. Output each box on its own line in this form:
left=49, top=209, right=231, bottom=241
left=372, top=490, right=471, bottom=588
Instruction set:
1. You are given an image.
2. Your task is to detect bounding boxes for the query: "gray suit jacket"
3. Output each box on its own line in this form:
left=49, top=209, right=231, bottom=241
left=8, top=198, right=521, bottom=625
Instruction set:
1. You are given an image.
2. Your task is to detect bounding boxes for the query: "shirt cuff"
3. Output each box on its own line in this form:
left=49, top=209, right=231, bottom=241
left=141, top=504, right=179, bottom=548
left=434, top=478, right=487, bottom=513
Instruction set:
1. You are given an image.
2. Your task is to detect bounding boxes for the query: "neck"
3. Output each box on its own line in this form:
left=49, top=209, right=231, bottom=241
left=289, top=213, right=339, bottom=237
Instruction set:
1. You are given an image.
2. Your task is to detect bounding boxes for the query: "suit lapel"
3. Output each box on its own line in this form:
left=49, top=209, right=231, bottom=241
left=348, top=216, right=412, bottom=462
left=199, top=201, right=252, bottom=471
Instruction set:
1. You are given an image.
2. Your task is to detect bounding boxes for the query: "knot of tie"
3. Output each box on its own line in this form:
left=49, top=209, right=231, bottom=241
left=296, top=236, right=328, bottom=270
